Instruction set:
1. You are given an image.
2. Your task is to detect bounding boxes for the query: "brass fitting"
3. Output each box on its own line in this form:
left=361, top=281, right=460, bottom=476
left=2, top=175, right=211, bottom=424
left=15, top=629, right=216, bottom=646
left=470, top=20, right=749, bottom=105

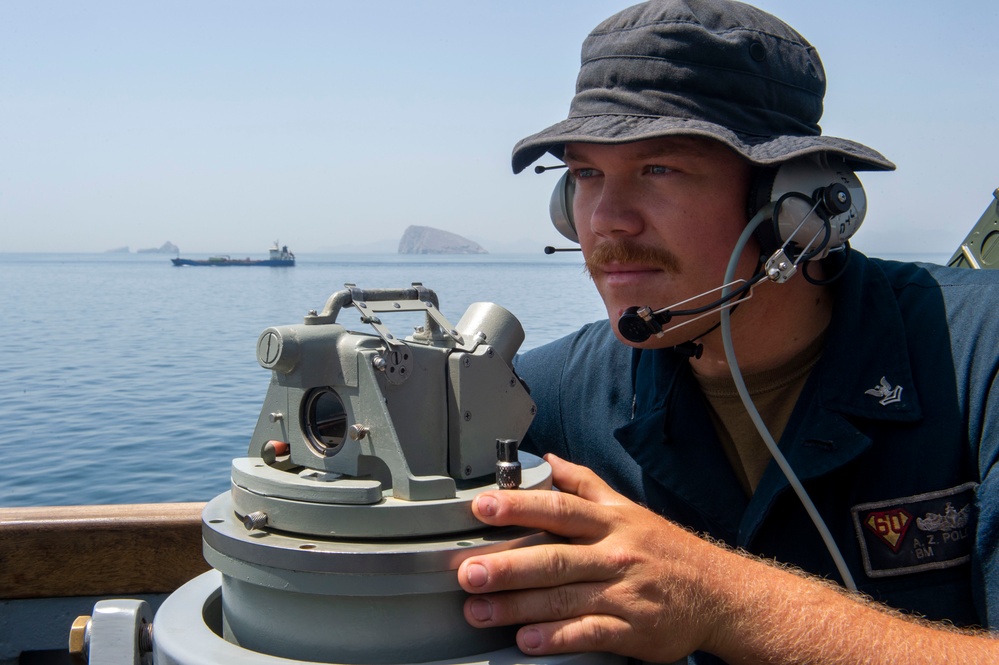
left=68, top=615, right=91, bottom=664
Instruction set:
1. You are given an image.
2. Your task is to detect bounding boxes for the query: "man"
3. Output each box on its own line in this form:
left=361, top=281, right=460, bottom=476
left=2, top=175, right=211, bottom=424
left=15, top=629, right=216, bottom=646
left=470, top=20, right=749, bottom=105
left=457, top=1, right=999, bottom=663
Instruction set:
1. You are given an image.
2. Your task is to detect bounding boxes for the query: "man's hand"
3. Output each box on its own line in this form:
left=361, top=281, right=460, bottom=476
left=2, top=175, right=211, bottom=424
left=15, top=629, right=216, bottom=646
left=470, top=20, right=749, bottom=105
left=458, top=453, right=731, bottom=662
left=459, top=454, right=999, bottom=664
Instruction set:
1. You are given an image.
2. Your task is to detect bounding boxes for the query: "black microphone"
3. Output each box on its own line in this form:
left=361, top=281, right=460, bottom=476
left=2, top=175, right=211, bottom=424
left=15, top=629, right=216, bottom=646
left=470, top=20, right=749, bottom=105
left=619, top=307, right=705, bottom=356
left=534, top=164, right=568, bottom=174
left=618, top=306, right=666, bottom=343
left=616, top=274, right=765, bottom=343
left=544, top=246, right=582, bottom=254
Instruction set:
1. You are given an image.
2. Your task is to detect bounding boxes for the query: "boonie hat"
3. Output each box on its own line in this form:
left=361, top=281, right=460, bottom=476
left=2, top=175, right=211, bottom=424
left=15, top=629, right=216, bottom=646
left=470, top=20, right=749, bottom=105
left=512, top=0, right=894, bottom=174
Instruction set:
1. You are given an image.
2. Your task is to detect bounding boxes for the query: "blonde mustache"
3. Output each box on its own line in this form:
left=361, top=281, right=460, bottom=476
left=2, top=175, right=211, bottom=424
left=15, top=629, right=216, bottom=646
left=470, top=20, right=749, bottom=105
left=584, top=240, right=681, bottom=278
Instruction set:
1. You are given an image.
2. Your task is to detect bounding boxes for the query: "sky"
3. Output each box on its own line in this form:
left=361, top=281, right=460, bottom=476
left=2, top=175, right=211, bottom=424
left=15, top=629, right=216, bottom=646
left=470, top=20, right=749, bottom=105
left=2, top=1, right=998, bottom=256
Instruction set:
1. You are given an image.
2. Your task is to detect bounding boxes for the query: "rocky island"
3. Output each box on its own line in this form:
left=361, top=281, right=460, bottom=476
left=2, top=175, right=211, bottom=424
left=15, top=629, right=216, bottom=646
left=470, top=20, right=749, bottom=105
left=397, top=226, right=486, bottom=255
left=137, top=241, right=179, bottom=254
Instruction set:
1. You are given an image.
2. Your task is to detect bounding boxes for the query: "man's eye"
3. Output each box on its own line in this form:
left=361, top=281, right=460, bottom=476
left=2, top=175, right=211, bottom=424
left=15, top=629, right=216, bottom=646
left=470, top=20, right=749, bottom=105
left=574, top=168, right=600, bottom=179
left=647, top=165, right=673, bottom=175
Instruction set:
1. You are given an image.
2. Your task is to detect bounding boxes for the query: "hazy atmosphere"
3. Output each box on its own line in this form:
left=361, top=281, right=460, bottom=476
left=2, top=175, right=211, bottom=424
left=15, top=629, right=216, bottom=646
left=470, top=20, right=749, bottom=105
left=2, top=1, right=997, bottom=256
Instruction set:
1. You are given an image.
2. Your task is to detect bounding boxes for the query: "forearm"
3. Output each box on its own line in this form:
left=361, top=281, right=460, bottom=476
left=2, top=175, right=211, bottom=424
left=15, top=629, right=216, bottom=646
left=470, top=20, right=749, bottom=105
left=704, top=548, right=997, bottom=664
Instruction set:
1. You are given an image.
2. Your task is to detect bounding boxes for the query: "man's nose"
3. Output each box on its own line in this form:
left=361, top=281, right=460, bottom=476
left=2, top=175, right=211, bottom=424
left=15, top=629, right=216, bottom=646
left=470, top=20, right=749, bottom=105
left=585, top=179, right=645, bottom=238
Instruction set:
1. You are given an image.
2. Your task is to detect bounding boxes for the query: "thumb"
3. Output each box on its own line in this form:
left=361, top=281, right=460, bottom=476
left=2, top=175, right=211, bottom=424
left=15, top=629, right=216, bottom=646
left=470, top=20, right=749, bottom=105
left=546, top=454, right=628, bottom=505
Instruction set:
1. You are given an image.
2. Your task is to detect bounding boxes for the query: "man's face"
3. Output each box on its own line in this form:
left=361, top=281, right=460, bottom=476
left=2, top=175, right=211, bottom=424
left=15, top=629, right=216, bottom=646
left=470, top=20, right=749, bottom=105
left=563, top=136, right=756, bottom=348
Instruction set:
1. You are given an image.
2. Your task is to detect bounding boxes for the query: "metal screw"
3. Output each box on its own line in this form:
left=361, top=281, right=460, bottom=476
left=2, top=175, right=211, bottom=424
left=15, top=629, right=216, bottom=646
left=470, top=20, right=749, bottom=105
left=486, top=347, right=494, bottom=358
left=464, top=465, right=473, bottom=476
left=268, top=412, right=283, bottom=423
left=836, top=190, right=848, bottom=204
left=242, top=511, right=268, bottom=531
left=462, top=356, right=471, bottom=368
left=349, top=424, right=369, bottom=441
left=509, top=377, right=516, bottom=387
left=308, top=309, right=318, bottom=316
left=464, top=411, right=472, bottom=421
left=373, top=355, right=387, bottom=371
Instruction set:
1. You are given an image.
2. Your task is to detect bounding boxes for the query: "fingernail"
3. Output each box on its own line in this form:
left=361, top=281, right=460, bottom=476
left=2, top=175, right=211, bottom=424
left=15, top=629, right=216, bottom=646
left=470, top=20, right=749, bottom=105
left=468, top=598, right=492, bottom=622
left=466, top=562, right=488, bottom=587
left=476, top=495, right=498, bottom=517
left=521, top=628, right=543, bottom=650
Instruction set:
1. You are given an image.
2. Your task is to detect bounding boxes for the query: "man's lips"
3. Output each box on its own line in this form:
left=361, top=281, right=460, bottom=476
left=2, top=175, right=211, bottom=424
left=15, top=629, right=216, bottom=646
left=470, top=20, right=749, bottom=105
left=596, top=262, right=662, bottom=274
left=593, top=263, right=664, bottom=285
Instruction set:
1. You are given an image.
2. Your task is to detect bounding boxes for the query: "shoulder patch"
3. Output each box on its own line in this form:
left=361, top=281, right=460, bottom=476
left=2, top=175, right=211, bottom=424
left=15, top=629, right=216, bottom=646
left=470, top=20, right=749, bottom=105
left=850, top=482, right=978, bottom=578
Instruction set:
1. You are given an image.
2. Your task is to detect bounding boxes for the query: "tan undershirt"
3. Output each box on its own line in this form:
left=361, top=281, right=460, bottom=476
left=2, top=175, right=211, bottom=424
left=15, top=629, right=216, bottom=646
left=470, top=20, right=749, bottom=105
left=694, top=332, right=826, bottom=495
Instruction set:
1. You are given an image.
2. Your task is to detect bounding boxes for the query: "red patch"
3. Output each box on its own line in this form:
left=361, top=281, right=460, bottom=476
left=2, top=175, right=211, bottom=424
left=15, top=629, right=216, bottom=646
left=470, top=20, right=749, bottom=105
left=863, top=508, right=912, bottom=552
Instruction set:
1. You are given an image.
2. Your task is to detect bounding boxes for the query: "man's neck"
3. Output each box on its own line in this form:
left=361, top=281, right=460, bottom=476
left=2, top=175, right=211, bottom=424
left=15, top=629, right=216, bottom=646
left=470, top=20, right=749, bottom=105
left=688, top=279, right=833, bottom=379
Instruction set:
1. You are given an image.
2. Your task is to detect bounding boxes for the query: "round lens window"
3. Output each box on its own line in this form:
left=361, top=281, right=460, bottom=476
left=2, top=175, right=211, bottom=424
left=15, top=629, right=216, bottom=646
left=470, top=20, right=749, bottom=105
left=303, top=388, right=347, bottom=456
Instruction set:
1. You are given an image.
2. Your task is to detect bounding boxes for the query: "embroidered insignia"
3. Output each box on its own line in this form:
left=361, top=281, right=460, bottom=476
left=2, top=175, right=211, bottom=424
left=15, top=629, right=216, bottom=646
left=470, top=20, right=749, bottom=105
left=863, top=509, right=911, bottom=552
left=917, top=502, right=971, bottom=532
left=851, top=482, right=978, bottom=578
left=865, top=376, right=903, bottom=406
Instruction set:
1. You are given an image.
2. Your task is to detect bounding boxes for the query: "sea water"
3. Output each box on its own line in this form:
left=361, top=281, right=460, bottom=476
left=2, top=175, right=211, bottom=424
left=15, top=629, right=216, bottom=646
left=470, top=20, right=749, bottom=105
left=0, top=252, right=606, bottom=507
left=0, top=250, right=950, bottom=507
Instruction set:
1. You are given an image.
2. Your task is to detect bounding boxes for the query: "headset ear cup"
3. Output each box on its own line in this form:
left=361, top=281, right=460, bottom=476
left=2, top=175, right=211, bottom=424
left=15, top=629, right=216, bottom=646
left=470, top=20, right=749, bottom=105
left=747, top=167, right=779, bottom=255
left=548, top=171, right=579, bottom=243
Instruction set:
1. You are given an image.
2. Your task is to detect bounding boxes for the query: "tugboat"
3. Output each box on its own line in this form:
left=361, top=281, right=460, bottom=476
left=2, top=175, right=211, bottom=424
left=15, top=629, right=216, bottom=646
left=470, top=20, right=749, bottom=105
left=171, top=242, right=295, bottom=267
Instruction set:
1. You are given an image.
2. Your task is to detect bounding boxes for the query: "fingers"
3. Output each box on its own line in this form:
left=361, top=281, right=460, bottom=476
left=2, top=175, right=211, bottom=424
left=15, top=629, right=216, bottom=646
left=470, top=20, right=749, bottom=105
left=471, top=489, right=604, bottom=540
left=516, top=615, right=631, bottom=656
left=545, top=454, right=627, bottom=505
left=463, top=579, right=608, bottom=626
left=459, top=542, right=610, bottom=595
left=464, top=587, right=634, bottom=659
left=469, top=454, right=627, bottom=539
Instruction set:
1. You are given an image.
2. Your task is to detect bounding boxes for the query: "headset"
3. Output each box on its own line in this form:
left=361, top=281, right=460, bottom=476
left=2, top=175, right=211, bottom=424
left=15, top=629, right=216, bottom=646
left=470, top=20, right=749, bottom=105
left=548, top=153, right=868, bottom=264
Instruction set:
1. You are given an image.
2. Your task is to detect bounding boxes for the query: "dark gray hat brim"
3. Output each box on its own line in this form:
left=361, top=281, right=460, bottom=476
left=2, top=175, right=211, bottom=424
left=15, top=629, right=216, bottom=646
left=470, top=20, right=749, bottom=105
left=512, top=114, right=895, bottom=174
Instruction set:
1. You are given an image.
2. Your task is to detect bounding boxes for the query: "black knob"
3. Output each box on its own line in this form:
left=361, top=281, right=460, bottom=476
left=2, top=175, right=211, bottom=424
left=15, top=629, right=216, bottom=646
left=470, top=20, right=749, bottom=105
left=819, top=183, right=851, bottom=216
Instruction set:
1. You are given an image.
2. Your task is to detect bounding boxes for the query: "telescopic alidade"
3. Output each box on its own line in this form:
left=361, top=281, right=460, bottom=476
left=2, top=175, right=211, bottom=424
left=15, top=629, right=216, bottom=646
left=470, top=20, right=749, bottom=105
left=75, top=284, right=617, bottom=665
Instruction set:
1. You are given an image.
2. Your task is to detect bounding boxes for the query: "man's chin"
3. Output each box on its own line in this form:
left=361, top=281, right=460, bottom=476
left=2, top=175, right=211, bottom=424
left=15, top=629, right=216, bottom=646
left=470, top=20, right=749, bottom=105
left=610, top=326, right=689, bottom=350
